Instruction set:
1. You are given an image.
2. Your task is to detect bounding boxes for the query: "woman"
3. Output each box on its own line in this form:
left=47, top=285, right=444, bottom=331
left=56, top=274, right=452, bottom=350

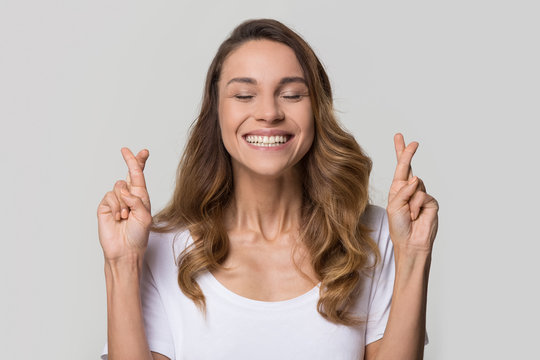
left=98, top=19, right=438, bottom=360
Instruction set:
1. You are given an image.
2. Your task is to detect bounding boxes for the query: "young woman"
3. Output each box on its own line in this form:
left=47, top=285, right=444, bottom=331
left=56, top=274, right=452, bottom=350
left=98, top=19, right=438, bottom=360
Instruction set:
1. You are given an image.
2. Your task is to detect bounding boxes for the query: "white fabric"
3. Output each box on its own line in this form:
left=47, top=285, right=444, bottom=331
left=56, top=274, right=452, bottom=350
left=100, top=205, right=427, bottom=359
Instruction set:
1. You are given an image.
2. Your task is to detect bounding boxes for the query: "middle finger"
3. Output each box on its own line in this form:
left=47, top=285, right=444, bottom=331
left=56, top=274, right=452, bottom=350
left=393, top=141, right=418, bottom=182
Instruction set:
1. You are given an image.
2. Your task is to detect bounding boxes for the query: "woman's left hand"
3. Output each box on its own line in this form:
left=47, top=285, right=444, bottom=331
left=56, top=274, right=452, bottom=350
left=387, top=133, right=439, bottom=255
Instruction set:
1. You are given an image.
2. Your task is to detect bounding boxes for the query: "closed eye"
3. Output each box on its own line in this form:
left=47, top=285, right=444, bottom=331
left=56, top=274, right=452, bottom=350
left=281, top=94, right=308, bottom=102
left=234, top=95, right=254, bottom=101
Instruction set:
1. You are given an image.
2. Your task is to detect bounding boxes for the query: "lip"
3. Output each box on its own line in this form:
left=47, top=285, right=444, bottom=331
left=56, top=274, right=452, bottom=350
left=243, top=138, right=292, bottom=151
left=241, top=131, right=294, bottom=151
left=242, top=129, right=293, bottom=137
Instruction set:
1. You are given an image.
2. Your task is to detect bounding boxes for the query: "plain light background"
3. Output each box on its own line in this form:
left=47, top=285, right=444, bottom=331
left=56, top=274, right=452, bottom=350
left=1, top=0, right=538, bottom=359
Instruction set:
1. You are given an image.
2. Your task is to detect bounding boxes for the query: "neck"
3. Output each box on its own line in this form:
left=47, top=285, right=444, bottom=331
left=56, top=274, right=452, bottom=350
left=224, top=166, right=304, bottom=242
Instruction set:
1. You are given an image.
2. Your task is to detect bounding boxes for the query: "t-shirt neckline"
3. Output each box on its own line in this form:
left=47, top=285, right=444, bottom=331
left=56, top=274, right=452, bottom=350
left=200, top=270, right=321, bottom=310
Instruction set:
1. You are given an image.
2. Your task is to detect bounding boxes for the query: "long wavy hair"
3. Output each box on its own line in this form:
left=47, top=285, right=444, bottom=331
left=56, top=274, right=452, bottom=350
left=152, top=18, right=380, bottom=326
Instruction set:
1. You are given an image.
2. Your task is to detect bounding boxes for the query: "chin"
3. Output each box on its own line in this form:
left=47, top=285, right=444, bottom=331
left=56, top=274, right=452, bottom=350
left=235, top=162, right=293, bottom=179
left=249, top=167, right=289, bottom=179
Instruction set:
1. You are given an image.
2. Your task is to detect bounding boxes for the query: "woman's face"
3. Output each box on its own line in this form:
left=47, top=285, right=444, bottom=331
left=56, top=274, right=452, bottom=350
left=217, top=40, right=314, bottom=179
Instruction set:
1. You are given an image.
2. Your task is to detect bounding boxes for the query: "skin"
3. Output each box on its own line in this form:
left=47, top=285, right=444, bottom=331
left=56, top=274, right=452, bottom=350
left=97, top=40, right=439, bottom=360
left=364, top=134, right=439, bottom=359
left=217, top=40, right=313, bottom=235
left=218, top=40, right=314, bottom=180
left=212, top=40, right=320, bottom=299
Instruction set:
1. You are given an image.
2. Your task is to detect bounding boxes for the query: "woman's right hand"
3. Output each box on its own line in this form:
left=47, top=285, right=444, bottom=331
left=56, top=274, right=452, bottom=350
left=97, top=148, right=153, bottom=264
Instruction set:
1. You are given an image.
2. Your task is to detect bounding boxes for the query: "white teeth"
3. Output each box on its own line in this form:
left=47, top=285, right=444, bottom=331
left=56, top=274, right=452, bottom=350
left=245, top=135, right=289, bottom=146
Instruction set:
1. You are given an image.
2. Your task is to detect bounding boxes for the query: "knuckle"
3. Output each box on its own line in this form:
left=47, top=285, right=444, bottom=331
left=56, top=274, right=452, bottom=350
left=137, top=196, right=148, bottom=207
left=100, top=192, right=109, bottom=203
left=97, top=199, right=106, bottom=211
left=114, top=180, right=127, bottom=188
left=142, top=213, right=153, bottom=226
left=144, top=199, right=151, bottom=208
left=105, top=192, right=119, bottom=204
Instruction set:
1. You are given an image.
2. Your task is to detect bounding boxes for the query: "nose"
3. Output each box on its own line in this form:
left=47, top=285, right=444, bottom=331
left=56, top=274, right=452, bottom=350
left=254, top=95, right=284, bottom=123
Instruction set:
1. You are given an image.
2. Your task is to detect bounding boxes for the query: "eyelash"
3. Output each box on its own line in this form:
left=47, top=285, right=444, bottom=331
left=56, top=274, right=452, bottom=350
left=234, top=94, right=306, bottom=101
left=283, top=94, right=304, bottom=100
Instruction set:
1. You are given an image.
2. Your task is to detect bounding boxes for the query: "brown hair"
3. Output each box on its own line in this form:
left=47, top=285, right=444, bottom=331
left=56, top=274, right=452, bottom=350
left=152, top=18, right=379, bottom=326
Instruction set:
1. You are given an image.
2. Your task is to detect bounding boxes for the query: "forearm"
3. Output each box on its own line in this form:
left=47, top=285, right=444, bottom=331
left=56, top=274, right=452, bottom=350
left=375, top=249, right=431, bottom=360
left=105, top=254, right=153, bottom=360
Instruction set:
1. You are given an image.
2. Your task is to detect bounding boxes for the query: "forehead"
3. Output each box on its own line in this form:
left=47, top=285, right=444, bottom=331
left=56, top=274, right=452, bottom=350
left=220, top=40, right=305, bottom=83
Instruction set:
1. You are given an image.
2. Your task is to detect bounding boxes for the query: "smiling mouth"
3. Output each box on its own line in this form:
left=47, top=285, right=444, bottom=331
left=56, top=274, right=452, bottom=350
left=243, top=134, right=293, bottom=147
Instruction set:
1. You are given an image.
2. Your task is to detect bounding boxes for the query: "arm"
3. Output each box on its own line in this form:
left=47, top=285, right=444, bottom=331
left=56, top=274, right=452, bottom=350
left=98, top=148, right=162, bottom=360
left=105, top=255, right=173, bottom=360
left=366, top=134, right=438, bottom=360
left=105, top=256, right=154, bottom=360
left=365, top=250, right=431, bottom=360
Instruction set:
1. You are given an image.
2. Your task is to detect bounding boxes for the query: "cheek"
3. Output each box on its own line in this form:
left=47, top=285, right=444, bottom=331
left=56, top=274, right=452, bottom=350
left=218, top=101, right=244, bottom=153
left=218, top=100, right=233, bottom=133
left=299, top=105, right=315, bottom=145
left=219, top=100, right=244, bottom=127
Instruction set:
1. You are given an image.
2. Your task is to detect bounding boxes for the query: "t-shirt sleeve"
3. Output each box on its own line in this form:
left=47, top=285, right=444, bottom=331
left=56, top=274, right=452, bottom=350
left=365, top=209, right=429, bottom=346
left=100, top=251, right=175, bottom=359
left=365, top=209, right=395, bottom=345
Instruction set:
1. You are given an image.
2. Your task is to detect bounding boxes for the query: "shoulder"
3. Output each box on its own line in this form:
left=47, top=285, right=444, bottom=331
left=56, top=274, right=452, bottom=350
left=360, top=204, right=389, bottom=245
left=144, top=227, right=192, bottom=269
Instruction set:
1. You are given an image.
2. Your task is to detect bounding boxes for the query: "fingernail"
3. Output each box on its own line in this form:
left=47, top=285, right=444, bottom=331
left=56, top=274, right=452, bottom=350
left=409, top=176, right=418, bottom=184
left=121, top=188, right=129, bottom=195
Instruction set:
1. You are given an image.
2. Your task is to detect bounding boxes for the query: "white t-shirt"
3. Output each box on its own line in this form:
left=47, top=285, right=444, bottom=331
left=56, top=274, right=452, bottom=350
left=100, top=205, right=427, bottom=359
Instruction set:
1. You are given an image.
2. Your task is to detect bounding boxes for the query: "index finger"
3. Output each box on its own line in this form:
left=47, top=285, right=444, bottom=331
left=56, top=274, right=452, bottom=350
left=394, top=133, right=415, bottom=180
left=392, top=136, right=418, bottom=182
left=121, top=147, right=147, bottom=188
left=126, top=149, right=150, bottom=186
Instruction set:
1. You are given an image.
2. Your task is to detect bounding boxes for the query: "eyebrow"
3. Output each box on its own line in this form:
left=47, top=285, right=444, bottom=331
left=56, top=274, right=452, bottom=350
left=278, top=77, right=307, bottom=86
left=226, top=76, right=307, bottom=86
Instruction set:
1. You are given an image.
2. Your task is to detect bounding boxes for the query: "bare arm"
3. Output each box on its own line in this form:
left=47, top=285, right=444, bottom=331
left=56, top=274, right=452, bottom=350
left=105, top=256, right=154, bottom=360
left=365, top=251, right=430, bottom=360
left=366, top=134, right=438, bottom=360
left=98, top=148, right=160, bottom=360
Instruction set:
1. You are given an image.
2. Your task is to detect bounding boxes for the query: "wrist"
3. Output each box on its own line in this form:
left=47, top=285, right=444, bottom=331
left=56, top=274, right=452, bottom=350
left=394, top=247, right=432, bottom=274
left=394, top=244, right=432, bottom=261
left=104, top=252, right=145, bottom=279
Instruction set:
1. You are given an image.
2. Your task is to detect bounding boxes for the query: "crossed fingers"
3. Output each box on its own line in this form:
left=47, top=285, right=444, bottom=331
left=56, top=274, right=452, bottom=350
left=121, top=148, right=149, bottom=188
left=393, top=133, right=417, bottom=182
left=110, top=148, right=150, bottom=220
left=389, top=133, right=435, bottom=222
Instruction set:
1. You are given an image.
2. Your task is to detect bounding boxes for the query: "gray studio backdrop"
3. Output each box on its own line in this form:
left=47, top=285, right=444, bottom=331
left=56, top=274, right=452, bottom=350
left=1, top=0, right=538, bottom=359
